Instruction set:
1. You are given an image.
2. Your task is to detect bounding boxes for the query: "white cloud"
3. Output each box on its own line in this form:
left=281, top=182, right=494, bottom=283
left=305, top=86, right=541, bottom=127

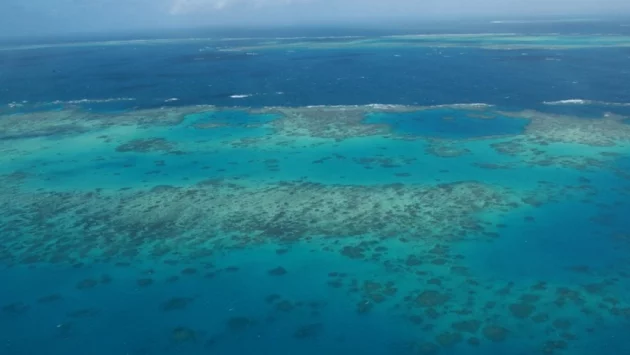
left=169, top=0, right=305, bottom=14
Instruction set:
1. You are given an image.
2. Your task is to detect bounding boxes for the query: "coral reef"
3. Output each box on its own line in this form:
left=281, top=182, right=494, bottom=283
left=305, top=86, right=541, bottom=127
left=1, top=103, right=630, bottom=355
left=116, top=138, right=178, bottom=154
left=0, top=179, right=522, bottom=265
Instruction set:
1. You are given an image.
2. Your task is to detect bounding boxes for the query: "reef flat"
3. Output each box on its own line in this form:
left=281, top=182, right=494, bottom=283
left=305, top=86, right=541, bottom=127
left=5, top=34, right=630, bottom=52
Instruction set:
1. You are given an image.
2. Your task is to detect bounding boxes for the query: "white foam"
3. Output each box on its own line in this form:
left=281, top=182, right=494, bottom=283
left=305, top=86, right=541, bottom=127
left=366, top=104, right=407, bottom=110
left=8, top=101, right=25, bottom=108
left=230, top=94, right=252, bottom=99
left=491, top=19, right=600, bottom=24
left=543, top=99, right=630, bottom=106
left=543, top=99, right=588, bottom=105
left=50, top=98, right=136, bottom=105
left=218, top=36, right=354, bottom=41
left=304, top=103, right=493, bottom=110
left=165, top=98, right=179, bottom=102
left=434, top=103, right=494, bottom=109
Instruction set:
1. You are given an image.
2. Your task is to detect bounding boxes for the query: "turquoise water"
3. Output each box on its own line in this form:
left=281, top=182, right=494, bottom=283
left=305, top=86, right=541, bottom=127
left=2, top=104, right=630, bottom=355
left=2, top=28, right=630, bottom=355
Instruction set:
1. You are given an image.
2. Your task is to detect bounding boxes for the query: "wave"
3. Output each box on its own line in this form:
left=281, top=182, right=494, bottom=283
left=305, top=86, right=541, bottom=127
left=220, top=35, right=364, bottom=41
left=543, top=99, right=589, bottom=105
left=7, top=101, right=27, bottom=108
left=384, top=33, right=518, bottom=39
left=49, top=98, right=136, bottom=105
left=491, top=19, right=600, bottom=24
left=304, top=103, right=494, bottom=110
left=230, top=94, right=253, bottom=99
left=543, top=99, right=630, bottom=106
left=366, top=104, right=409, bottom=109
left=3, top=98, right=136, bottom=109
left=164, top=98, right=179, bottom=102
left=434, top=103, right=494, bottom=109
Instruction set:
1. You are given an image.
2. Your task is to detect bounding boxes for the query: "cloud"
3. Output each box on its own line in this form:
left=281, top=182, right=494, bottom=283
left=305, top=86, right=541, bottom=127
left=169, top=0, right=306, bottom=14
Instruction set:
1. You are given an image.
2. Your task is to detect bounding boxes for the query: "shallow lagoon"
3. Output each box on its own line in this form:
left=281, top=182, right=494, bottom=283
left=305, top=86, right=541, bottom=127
left=364, top=109, right=529, bottom=138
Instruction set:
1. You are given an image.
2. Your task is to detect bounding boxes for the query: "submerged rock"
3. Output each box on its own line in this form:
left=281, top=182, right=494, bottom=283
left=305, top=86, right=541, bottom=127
left=171, top=326, right=197, bottom=343
left=416, top=290, right=450, bottom=307
left=482, top=325, right=508, bottom=342
left=268, top=266, right=287, bottom=276
left=161, top=297, right=194, bottom=311
left=293, top=323, right=323, bottom=339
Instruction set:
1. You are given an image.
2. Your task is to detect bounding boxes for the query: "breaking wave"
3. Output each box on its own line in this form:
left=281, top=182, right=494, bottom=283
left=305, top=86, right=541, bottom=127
left=50, top=98, right=136, bottom=105
left=304, top=103, right=494, bottom=110
left=543, top=99, right=630, bottom=106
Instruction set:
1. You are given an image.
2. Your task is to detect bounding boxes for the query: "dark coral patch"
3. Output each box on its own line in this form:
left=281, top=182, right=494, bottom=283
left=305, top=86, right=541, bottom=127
left=452, top=320, right=481, bottom=333
left=409, top=315, right=423, bottom=325
left=435, top=331, right=463, bottom=347
left=161, top=297, right=194, bottom=311
left=406, top=255, right=422, bottom=266
left=369, top=293, right=386, bottom=303
left=425, top=308, right=440, bottom=319
left=543, top=340, right=568, bottom=354
left=416, top=290, right=449, bottom=307
left=2, top=302, right=30, bottom=315
left=520, top=294, right=541, bottom=303
left=276, top=300, right=295, bottom=312
left=37, top=294, right=62, bottom=303
left=265, top=294, right=282, bottom=303
left=268, top=267, right=287, bottom=276
left=76, top=279, right=98, bottom=290
left=137, top=278, right=154, bottom=287
left=552, top=319, right=572, bottom=330
left=532, top=313, right=550, bottom=323
left=328, top=279, right=343, bottom=288
left=181, top=267, right=197, bottom=275
left=293, top=323, right=323, bottom=339
left=227, top=317, right=256, bottom=331
left=356, top=300, right=372, bottom=314
left=116, top=138, right=176, bottom=154
left=467, top=337, right=480, bottom=346
left=171, top=326, right=197, bottom=343
left=341, top=245, right=366, bottom=259
left=482, top=325, right=508, bottom=342
left=364, top=281, right=382, bottom=292
left=67, top=308, right=100, bottom=318
left=415, top=342, right=440, bottom=355
left=509, top=302, right=536, bottom=319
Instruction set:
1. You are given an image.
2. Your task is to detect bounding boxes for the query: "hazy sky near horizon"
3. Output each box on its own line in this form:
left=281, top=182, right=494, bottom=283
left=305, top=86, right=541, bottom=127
left=2, top=0, right=630, bottom=37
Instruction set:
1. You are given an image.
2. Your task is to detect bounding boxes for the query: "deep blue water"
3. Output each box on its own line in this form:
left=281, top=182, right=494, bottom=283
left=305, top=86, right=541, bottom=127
left=2, top=24, right=630, bottom=355
left=2, top=36, right=630, bottom=116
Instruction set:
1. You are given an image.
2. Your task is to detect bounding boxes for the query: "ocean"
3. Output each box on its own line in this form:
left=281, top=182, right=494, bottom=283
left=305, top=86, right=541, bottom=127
left=1, top=20, right=630, bottom=355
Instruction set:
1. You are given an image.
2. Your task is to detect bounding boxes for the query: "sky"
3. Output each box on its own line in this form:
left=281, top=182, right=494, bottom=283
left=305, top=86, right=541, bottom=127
left=1, top=0, right=630, bottom=37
